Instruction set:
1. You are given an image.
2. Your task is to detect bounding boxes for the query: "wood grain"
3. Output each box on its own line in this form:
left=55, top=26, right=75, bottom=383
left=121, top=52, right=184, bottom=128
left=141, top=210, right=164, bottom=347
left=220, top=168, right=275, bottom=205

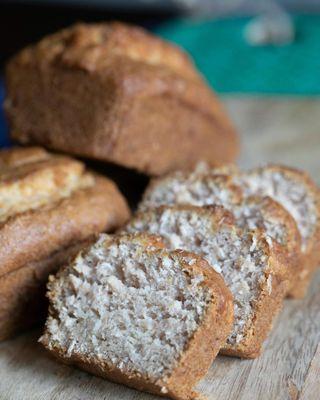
left=225, top=98, right=320, bottom=183
left=299, top=344, right=320, bottom=400
left=0, top=98, right=319, bottom=400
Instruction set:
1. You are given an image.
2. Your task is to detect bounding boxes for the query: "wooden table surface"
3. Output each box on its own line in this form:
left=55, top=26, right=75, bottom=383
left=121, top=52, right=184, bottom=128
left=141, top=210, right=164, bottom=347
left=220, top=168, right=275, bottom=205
left=0, top=98, right=319, bottom=400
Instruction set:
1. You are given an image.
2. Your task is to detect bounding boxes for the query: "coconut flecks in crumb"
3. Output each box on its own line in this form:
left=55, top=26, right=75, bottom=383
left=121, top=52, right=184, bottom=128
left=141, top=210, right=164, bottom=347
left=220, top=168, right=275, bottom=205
left=126, top=209, right=269, bottom=345
left=140, top=172, right=238, bottom=212
left=236, top=170, right=317, bottom=251
left=141, top=168, right=291, bottom=254
left=41, top=235, right=211, bottom=381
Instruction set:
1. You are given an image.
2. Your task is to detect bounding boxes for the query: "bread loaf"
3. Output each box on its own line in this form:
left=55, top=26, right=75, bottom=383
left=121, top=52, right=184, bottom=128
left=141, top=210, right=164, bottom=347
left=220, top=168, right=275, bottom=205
left=5, top=22, right=238, bottom=176
left=139, top=169, right=300, bottom=294
left=125, top=205, right=289, bottom=358
left=232, top=165, right=320, bottom=298
left=0, top=146, right=130, bottom=340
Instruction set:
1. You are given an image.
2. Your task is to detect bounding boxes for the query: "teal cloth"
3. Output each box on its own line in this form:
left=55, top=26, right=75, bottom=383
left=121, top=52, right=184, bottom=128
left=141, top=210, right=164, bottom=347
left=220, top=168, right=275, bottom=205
left=156, top=15, right=320, bottom=95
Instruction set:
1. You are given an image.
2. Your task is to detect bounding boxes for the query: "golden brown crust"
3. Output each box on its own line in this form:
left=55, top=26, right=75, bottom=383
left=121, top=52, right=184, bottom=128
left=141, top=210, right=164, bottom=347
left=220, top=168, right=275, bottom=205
left=0, top=148, right=84, bottom=187
left=288, top=248, right=320, bottom=298
left=164, top=252, right=234, bottom=399
left=13, top=22, right=200, bottom=81
left=0, top=146, right=50, bottom=167
left=5, top=22, right=238, bottom=176
left=41, top=235, right=233, bottom=400
left=0, top=147, right=130, bottom=340
left=0, top=175, right=130, bottom=277
left=0, top=241, right=89, bottom=342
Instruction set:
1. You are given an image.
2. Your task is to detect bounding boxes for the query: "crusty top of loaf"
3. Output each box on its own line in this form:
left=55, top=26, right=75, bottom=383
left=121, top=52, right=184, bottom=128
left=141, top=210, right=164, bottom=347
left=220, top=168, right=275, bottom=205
left=0, top=146, right=94, bottom=223
left=13, top=22, right=199, bottom=81
left=0, top=146, right=49, bottom=167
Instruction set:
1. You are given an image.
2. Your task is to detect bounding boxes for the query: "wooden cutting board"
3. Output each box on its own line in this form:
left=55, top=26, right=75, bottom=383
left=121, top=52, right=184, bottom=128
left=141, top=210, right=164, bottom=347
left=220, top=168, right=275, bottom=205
left=1, top=98, right=319, bottom=400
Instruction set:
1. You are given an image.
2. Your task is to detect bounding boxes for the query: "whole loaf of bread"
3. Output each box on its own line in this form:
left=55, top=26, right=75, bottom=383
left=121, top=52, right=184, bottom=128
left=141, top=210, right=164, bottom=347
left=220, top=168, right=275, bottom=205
left=5, top=22, right=239, bottom=176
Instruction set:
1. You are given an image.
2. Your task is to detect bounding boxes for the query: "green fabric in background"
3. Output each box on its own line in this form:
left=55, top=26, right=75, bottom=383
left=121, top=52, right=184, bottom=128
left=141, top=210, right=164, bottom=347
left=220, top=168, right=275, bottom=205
left=156, top=15, right=320, bottom=95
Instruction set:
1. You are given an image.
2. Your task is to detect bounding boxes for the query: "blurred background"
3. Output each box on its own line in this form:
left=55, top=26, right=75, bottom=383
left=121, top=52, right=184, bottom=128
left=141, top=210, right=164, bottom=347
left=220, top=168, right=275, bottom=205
left=0, top=0, right=319, bottom=174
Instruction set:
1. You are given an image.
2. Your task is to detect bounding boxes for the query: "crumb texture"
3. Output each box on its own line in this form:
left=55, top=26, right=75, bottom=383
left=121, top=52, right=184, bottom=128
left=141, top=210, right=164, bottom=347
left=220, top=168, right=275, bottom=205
left=41, top=234, right=211, bottom=381
left=141, top=171, right=241, bottom=211
left=141, top=168, right=291, bottom=253
left=126, top=208, right=269, bottom=345
left=235, top=169, right=318, bottom=251
left=233, top=199, right=287, bottom=247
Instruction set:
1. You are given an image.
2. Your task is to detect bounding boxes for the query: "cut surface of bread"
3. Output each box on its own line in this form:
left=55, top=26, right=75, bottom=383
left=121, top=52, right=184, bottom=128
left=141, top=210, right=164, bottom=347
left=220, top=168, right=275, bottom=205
left=140, top=170, right=242, bottom=211
left=234, top=166, right=319, bottom=252
left=232, top=165, right=320, bottom=297
left=140, top=170, right=300, bottom=294
left=40, top=233, right=233, bottom=400
left=233, top=196, right=301, bottom=291
left=5, top=22, right=238, bottom=175
left=0, top=147, right=130, bottom=340
left=125, top=206, right=288, bottom=358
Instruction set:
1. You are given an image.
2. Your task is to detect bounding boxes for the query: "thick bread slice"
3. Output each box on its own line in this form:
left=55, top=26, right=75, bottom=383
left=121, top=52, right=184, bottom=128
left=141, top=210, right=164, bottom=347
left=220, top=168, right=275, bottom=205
left=140, top=170, right=300, bottom=295
left=40, top=233, right=233, bottom=400
left=5, top=22, right=238, bottom=175
left=233, top=195, right=301, bottom=293
left=0, top=241, right=89, bottom=341
left=140, top=170, right=242, bottom=211
left=0, top=147, right=130, bottom=277
left=125, top=205, right=289, bottom=358
left=233, top=165, right=320, bottom=298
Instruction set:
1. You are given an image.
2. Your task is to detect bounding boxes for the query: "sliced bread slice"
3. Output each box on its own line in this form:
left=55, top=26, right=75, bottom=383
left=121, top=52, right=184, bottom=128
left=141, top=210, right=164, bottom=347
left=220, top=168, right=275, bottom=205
left=125, top=205, right=289, bottom=358
left=233, top=195, right=301, bottom=293
left=139, top=170, right=300, bottom=295
left=233, top=165, right=320, bottom=298
left=40, top=233, right=233, bottom=400
left=140, top=170, right=242, bottom=211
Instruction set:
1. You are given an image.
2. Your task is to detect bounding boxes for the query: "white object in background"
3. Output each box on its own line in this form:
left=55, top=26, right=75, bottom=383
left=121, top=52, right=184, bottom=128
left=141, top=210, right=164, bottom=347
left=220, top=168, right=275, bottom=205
left=245, top=12, right=295, bottom=45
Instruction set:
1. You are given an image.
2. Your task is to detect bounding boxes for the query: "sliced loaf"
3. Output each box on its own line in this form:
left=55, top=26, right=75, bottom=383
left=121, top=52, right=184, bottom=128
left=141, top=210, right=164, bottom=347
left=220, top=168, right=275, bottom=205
left=140, top=170, right=242, bottom=211
left=5, top=22, right=238, bottom=176
left=125, top=205, right=289, bottom=358
left=139, top=170, right=300, bottom=294
left=233, top=165, right=320, bottom=298
left=40, top=233, right=233, bottom=400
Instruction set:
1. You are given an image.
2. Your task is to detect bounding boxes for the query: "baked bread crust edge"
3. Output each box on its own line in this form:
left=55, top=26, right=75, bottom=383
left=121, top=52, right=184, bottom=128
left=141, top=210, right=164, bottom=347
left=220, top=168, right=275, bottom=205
left=0, top=175, right=130, bottom=277
left=0, top=240, right=90, bottom=341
